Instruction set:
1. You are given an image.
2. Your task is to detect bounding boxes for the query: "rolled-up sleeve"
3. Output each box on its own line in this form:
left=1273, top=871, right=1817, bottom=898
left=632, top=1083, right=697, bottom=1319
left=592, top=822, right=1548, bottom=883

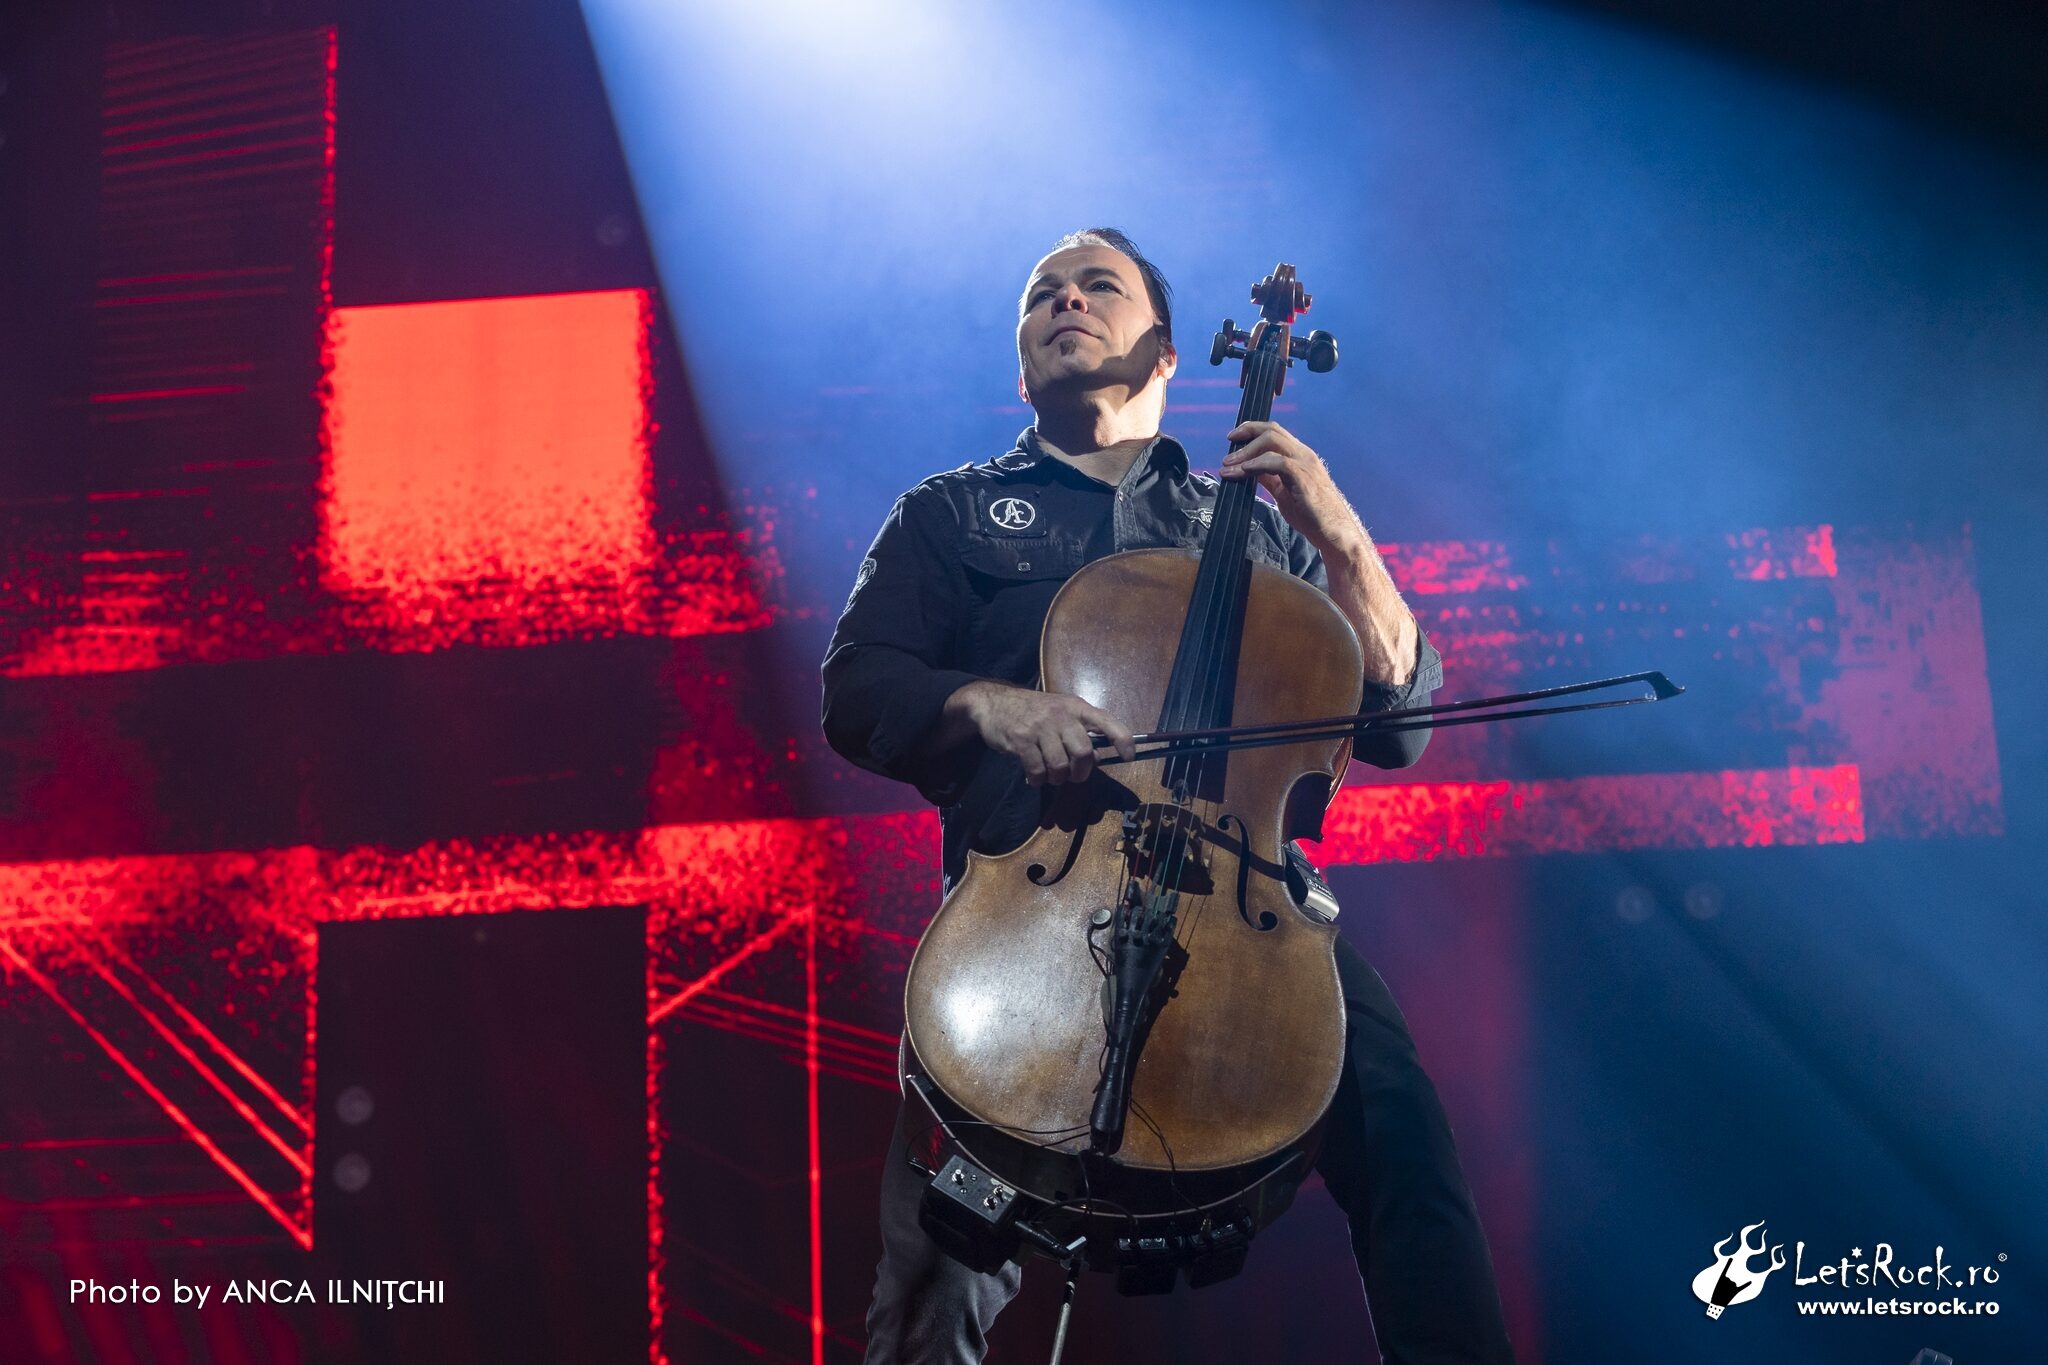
left=1353, top=628, right=1443, bottom=769
left=1288, top=525, right=1443, bottom=770
left=820, top=487, right=985, bottom=805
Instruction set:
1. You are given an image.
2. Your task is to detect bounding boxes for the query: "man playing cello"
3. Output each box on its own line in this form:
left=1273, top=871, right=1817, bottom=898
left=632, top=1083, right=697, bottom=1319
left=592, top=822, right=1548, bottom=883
left=822, top=228, right=1515, bottom=1365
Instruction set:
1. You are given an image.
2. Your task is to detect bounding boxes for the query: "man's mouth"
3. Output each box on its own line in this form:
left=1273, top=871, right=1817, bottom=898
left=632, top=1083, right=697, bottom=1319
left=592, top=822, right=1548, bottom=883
left=1047, top=323, right=1095, bottom=343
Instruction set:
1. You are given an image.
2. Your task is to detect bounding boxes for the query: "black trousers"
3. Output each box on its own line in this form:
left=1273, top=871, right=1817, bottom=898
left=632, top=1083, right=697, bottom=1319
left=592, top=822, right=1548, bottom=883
left=862, top=936, right=1517, bottom=1364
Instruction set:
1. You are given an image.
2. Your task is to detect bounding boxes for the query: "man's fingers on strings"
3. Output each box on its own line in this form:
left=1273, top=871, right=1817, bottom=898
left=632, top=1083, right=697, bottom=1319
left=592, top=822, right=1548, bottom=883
left=1222, top=445, right=1292, bottom=475
left=1219, top=434, right=1265, bottom=467
left=1221, top=448, right=1295, bottom=487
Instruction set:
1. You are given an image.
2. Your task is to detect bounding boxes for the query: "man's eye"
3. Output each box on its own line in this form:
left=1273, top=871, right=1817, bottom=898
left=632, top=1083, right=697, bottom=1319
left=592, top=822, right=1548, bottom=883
left=1028, top=290, right=1052, bottom=306
left=1090, top=280, right=1119, bottom=292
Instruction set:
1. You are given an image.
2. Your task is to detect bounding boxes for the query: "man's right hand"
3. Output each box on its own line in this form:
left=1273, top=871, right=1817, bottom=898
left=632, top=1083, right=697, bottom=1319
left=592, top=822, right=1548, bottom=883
left=946, top=680, right=1136, bottom=786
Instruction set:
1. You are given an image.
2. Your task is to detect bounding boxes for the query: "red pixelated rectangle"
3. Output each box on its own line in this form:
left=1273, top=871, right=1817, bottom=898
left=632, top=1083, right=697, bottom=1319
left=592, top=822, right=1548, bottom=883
left=1728, top=524, right=1837, bottom=580
left=1300, top=764, right=1863, bottom=865
left=323, top=289, right=681, bottom=650
left=3, top=282, right=780, bottom=676
left=1378, top=526, right=1838, bottom=598
left=1379, top=540, right=1528, bottom=595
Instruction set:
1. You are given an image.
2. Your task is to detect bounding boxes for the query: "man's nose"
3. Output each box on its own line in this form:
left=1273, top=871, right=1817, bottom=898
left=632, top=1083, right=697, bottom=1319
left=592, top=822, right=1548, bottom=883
left=1052, top=284, right=1088, bottom=312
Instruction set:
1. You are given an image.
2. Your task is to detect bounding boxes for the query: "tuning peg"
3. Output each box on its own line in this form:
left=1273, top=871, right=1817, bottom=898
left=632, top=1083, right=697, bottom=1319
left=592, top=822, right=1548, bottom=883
left=1288, top=328, right=1338, bottom=373
left=1209, top=318, right=1248, bottom=366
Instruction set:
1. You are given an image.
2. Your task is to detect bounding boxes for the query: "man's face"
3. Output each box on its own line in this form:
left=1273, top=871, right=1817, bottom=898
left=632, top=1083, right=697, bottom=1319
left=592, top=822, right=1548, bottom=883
left=1015, top=244, right=1176, bottom=405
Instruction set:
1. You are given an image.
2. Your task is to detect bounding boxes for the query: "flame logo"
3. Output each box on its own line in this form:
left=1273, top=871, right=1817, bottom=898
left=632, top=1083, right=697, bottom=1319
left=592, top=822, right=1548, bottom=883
left=1691, top=1220, right=1787, bottom=1319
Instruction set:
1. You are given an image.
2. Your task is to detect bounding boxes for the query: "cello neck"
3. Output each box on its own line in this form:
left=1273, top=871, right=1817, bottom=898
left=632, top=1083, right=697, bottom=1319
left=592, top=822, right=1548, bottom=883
left=1204, top=319, right=1289, bottom=586
left=1152, top=268, right=1311, bottom=770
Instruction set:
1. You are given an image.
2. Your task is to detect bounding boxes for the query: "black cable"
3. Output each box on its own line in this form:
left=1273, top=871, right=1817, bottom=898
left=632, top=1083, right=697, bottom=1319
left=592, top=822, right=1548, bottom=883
left=1129, top=1097, right=1206, bottom=1230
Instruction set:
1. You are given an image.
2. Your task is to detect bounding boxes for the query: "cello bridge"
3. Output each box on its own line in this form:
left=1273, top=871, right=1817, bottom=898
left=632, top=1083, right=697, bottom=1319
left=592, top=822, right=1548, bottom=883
left=1118, top=803, right=1214, bottom=894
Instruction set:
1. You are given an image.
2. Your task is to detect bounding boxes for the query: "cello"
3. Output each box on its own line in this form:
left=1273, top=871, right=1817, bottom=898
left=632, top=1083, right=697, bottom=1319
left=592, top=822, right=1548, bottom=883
left=898, top=263, right=1678, bottom=1303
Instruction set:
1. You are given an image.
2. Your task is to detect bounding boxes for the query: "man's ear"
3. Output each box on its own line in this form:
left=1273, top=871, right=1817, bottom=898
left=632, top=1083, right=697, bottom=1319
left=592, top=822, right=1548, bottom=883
left=1017, top=371, right=1029, bottom=403
left=1158, top=338, right=1178, bottom=381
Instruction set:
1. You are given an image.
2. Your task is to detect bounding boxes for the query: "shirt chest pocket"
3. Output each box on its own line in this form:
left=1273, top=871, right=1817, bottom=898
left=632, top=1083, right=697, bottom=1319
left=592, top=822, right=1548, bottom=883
left=957, top=533, right=1087, bottom=676
left=958, top=532, right=1087, bottom=583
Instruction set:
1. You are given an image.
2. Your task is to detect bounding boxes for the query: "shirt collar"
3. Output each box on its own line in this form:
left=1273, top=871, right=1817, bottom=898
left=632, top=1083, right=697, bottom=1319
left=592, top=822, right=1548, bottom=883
left=999, top=428, right=1191, bottom=480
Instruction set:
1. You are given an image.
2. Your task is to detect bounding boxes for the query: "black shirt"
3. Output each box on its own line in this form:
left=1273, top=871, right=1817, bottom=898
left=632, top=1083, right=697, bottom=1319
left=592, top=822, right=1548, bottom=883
left=820, top=428, right=1445, bottom=892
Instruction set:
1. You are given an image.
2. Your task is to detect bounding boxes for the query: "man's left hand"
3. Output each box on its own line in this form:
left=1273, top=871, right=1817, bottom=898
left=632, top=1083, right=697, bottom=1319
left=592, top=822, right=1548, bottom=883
left=1219, top=421, right=1367, bottom=560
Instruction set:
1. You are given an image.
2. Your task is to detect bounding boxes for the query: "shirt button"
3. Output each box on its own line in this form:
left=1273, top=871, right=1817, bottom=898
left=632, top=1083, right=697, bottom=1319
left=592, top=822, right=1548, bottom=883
left=1017, top=561, right=1031, bottom=572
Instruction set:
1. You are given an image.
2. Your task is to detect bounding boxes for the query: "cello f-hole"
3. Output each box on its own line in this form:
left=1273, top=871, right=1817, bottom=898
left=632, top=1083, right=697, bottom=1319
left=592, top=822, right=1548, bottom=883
left=1217, top=814, right=1278, bottom=931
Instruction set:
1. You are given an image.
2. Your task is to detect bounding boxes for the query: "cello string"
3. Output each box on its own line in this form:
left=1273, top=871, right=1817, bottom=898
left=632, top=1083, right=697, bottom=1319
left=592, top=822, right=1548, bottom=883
left=1149, top=373, right=1240, bottom=935
left=1175, top=453, right=1253, bottom=941
left=1178, top=331, right=1327, bottom=928
left=1114, top=327, right=1258, bottom=968
left=1106, top=333, right=1277, bottom=1153
left=1091, top=315, right=1290, bottom=1169
left=1153, top=336, right=1279, bottom=945
left=1122, top=333, right=1277, bottom=1162
left=1152, top=337, right=1270, bottom=945
left=1196, top=335, right=1286, bottom=908
left=1132, top=352, right=1272, bottom=1164
left=1102, top=332, right=1261, bottom=1086
left=1136, top=378, right=1243, bottom=937
left=1170, top=421, right=1259, bottom=943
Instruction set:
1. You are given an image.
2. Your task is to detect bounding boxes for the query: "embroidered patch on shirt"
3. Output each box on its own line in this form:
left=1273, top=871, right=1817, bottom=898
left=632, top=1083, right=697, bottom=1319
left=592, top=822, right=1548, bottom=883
left=845, top=555, right=877, bottom=611
left=983, top=495, right=1040, bottom=535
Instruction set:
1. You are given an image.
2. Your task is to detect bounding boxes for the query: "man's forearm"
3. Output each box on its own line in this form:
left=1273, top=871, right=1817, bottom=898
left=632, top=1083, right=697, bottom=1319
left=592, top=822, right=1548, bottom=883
left=1323, top=535, right=1417, bottom=686
left=910, top=678, right=997, bottom=761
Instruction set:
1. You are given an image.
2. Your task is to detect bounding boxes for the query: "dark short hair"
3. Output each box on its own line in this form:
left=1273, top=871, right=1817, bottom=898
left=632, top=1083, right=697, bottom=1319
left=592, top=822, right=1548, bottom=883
left=1046, top=227, right=1174, bottom=351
